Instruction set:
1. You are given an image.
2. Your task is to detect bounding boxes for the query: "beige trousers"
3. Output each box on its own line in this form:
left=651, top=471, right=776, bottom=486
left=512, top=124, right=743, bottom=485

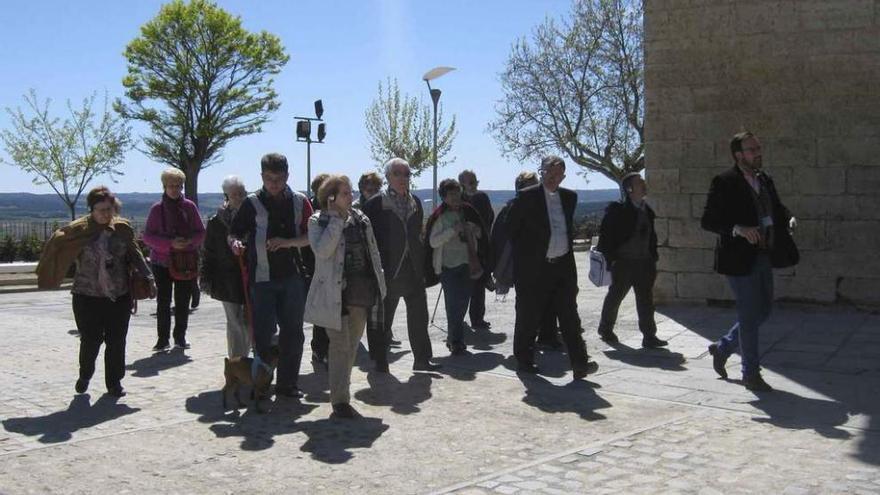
left=327, top=306, right=367, bottom=405
left=222, top=301, right=250, bottom=358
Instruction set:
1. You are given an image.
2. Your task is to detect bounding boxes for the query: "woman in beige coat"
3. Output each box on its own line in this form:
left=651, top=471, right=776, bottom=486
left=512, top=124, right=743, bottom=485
left=304, top=175, right=386, bottom=418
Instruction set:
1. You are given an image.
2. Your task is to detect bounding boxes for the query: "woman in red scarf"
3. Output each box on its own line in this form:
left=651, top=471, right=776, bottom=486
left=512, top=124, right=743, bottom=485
left=143, top=168, right=206, bottom=351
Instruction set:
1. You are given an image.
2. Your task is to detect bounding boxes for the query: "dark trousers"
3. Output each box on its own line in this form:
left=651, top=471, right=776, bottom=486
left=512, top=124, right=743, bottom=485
left=251, top=275, right=307, bottom=388
left=538, top=305, right=559, bottom=343
left=383, top=267, right=433, bottom=363
left=72, top=293, right=131, bottom=390
left=514, top=252, right=590, bottom=370
left=597, top=258, right=658, bottom=337
left=153, top=264, right=193, bottom=344
left=468, top=278, right=486, bottom=325
left=440, top=264, right=472, bottom=346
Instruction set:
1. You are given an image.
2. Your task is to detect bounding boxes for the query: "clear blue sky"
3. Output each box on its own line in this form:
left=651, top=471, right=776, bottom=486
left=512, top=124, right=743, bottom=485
left=0, top=0, right=617, bottom=196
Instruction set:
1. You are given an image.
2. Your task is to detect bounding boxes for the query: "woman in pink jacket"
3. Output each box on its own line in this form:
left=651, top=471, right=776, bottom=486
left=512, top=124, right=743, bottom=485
left=142, top=168, right=206, bottom=351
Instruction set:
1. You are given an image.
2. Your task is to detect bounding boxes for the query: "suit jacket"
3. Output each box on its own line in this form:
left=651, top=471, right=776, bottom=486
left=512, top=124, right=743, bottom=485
left=701, top=165, right=799, bottom=276
left=506, top=184, right=577, bottom=284
left=597, top=200, right=659, bottom=265
left=362, top=190, right=426, bottom=284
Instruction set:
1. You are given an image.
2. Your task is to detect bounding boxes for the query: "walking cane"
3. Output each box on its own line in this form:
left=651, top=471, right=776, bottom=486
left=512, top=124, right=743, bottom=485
left=430, top=287, right=447, bottom=333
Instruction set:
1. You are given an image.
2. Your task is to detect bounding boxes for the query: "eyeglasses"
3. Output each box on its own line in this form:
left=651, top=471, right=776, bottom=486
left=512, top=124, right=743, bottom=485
left=392, top=170, right=411, bottom=178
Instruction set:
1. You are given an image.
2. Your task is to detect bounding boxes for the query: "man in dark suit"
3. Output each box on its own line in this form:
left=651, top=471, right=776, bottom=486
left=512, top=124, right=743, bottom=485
left=507, top=156, right=598, bottom=379
left=459, top=169, right=495, bottom=330
left=701, top=131, right=799, bottom=392
left=596, top=172, right=667, bottom=348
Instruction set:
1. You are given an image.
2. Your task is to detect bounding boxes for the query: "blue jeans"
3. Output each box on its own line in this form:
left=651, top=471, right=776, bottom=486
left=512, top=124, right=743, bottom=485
left=718, top=254, right=773, bottom=377
left=251, top=275, right=306, bottom=388
left=440, top=264, right=472, bottom=346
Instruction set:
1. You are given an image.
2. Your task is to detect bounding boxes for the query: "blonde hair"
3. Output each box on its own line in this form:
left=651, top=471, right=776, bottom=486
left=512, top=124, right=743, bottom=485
left=317, top=174, right=352, bottom=210
left=161, top=168, right=186, bottom=187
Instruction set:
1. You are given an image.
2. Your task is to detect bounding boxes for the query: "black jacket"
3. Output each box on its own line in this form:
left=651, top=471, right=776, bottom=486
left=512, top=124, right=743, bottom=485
left=506, top=184, right=577, bottom=284
left=596, top=200, right=659, bottom=264
left=423, top=202, right=491, bottom=288
left=362, top=190, right=426, bottom=283
left=201, top=207, right=244, bottom=304
left=701, top=165, right=798, bottom=275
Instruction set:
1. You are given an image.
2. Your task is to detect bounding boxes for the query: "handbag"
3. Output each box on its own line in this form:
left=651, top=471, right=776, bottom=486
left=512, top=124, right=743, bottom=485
left=169, top=249, right=200, bottom=281
left=588, top=246, right=612, bottom=287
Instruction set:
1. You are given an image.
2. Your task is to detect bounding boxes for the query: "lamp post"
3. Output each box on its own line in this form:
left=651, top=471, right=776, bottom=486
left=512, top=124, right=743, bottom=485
left=295, top=99, right=326, bottom=191
left=422, top=66, right=455, bottom=207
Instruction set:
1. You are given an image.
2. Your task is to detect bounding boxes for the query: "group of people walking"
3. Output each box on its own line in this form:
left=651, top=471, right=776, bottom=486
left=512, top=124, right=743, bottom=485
left=35, top=129, right=797, bottom=411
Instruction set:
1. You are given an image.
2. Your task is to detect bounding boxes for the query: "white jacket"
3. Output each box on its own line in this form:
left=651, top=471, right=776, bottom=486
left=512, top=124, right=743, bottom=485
left=304, top=209, right=387, bottom=330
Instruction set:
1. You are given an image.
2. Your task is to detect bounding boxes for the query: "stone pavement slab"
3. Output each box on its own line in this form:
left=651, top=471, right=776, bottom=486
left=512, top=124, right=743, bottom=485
left=1, top=256, right=879, bottom=493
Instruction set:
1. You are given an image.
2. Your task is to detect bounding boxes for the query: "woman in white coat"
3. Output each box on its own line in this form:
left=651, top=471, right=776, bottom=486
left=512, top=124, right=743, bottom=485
left=304, top=175, right=387, bottom=418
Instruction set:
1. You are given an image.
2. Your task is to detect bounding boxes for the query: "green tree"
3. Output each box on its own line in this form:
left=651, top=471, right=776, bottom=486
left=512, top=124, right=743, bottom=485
left=1, top=90, right=132, bottom=220
left=364, top=78, right=457, bottom=178
left=116, top=0, right=289, bottom=204
left=489, top=0, right=643, bottom=183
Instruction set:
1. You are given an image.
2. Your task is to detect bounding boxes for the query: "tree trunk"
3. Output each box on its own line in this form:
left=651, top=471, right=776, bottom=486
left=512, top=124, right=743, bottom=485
left=184, top=164, right=200, bottom=206
left=68, top=202, right=76, bottom=221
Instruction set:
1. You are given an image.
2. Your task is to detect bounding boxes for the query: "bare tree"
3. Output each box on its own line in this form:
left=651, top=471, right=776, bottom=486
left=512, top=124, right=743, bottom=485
left=489, top=0, right=643, bottom=183
left=365, top=78, right=457, bottom=177
left=1, top=90, right=133, bottom=220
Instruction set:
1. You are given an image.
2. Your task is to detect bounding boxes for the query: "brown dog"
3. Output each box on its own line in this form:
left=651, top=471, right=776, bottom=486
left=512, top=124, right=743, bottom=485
left=222, top=345, right=280, bottom=413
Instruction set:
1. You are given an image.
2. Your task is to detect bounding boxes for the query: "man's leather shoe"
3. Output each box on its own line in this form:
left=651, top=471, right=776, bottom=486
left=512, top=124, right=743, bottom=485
left=331, top=403, right=360, bottom=419
left=642, top=336, right=669, bottom=349
left=412, top=361, right=442, bottom=372
left=573, top=361, right=599, bottom=380
left=708, top=344, right=728, bottom=379
left=599, top=331, right=620, bottom=344
left=152, top=340, right=170, bottom=352
left=517, top=362, right=540, bottom=374
left=75, top=379, right=89, bottom=394
left=743, top=373, right=773, bottom=392
left=472, top=320, right=492, bottom=330
left=107, top=386, right=126, bottom=398
left=274, top=385, right=304, bottom=398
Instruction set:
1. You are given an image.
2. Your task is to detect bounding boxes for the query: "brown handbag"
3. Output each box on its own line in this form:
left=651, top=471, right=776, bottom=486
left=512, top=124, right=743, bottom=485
left=129, top=267, right=153, bottom=300
left=169, top=250, right=199, bottom=281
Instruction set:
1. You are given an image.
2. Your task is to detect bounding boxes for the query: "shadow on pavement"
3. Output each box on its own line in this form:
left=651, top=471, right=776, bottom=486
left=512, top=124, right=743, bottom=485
left=467, top=324, right=508, bottom=351
left=354, top=372, right=436, bottom=415
left=354, top=347, right=410, bottom=373
left=126, top=348, right=193, bottom=377
left=184, top=390, right=318, bottom=451
left=602, top=344, right=687, bottom=371
left=293, top=416, right=389, bottom=464
left=2, top=394, right=140, bottom=444
left=516, top=373, right=610, bottom=421
left=501, top=354, right=569, bottom=379
left=434, top=351, right=506, bottom=381
left=658, top=305, right=880, bottom=465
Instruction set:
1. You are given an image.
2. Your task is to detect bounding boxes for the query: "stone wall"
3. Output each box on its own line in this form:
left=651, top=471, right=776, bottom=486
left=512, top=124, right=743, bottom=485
left=644, top=0, right=880, bottom=306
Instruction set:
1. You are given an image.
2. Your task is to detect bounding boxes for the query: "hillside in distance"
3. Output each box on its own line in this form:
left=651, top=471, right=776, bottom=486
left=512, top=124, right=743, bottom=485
left=0, top=188, right=621, bottom=221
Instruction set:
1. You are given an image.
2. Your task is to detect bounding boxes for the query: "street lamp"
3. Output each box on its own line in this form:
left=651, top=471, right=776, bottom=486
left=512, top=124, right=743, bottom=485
left=422, top=66, right=455, bottom=207
left=295, top=99, right=326, bottom=191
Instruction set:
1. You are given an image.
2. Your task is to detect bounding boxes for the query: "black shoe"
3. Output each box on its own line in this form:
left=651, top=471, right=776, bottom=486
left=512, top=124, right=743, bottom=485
left=274, top=385, right=304, bottom=398
left=331, top=403, right=360, bottom=419
left=152, top=340, right=170, bottom=352
left=573, top=361, right=599, bottom=380
left=174, top=340, right=191, bottom=350
left=107, top=386, right=126, bottom=398
left=75, top=379, right=89, bottom=394
left=311, top=354, right=328, bottom=370
left=599, top=331, right=620, bottom=344
left=471, top=320, right=491, bottom=330
left=642, top=336, right=669, bottom=349
left=190, top=291, right=200, bottom=309
left=744, top=373, right=773, bottom=392
left=374, top=359, right=389, bottom=373
left=708, top=344, right=728, bottom=379
left=446, top=342, right=467, bottom=356
left=412, top=360, right=442, bottom=372
left=517, top=362, right=540, bottom=374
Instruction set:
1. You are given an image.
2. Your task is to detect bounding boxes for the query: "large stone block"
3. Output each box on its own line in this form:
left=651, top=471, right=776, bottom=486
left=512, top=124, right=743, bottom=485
left=667, top=218, right=715, bottom=248
left=796, top=0, right=874, bottom=31
left=682, top=141, right=716, bottom=168
left=651, top=193, right=691, bottom=219
left=793, top=168, right=846, bottom=195
left=775, top=274, right=838, bottom=303
left=654, top=218, right=669, bottom=247
left=653, top=271, right=677, bottom=304
left=818, top=138, right=880, bottom=167
left=826, top=220, right=880, bottom=252
left=766, top=138, right=816, bottom=167
left=676, top=272, right=731, bottom=300
left=657, top=247, right=714, bottom=273
left=690, top=193, right=708, bottom=218
left=847, top=167, right=880, bottom=194
left=795, top=250, right=880, bottom=278
left=678, top=167, right=722, bottom=194
left=791, top=220, right=827, bottom=251
left=838, top=277, right=880, bottom=305
left=646, top=168, right=681, bottom=194
left=646, top=140, right=683, bottom=169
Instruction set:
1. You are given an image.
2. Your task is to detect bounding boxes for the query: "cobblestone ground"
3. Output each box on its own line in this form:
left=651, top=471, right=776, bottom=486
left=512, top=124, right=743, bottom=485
left=1, top=257, right=879, bottom=494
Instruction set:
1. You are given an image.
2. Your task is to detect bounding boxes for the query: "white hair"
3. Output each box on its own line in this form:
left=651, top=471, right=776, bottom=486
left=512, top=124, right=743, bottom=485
left=384, top=157, right=410, bottom=177
left=221, top=175, right=246, bottom=195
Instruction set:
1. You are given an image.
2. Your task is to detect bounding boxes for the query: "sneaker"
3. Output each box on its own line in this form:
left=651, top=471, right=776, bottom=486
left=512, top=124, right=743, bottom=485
left=641, top=336, right=669, bottom=349
left=75, top=379, right=89, bottom=394
left=152, top=340, right=170, bottom=352
left=743, top=373, right=773, bottom=392
left=331, top=403, right=360, bottom=419
left=174, top=340, right=191, bottom=350
left=708, top=344, right=728, bottom=379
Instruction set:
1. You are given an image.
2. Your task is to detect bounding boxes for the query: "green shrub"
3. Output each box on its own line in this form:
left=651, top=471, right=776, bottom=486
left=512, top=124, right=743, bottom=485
left=0, top=235, right=16, bottom=262
left=17, top=235, right=44, bottom=262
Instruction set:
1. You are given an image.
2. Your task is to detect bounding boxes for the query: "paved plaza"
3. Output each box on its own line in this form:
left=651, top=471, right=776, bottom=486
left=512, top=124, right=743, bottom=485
left=1, top=257, right=879, bottom=494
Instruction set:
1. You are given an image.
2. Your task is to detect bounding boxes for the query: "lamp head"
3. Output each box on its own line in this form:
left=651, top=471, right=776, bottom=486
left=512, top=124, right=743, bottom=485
left=314, top=99, right=324, bottom=120
left=296, top=120, right=311, bottom=140
left=317, top=123, right=326, bottom=143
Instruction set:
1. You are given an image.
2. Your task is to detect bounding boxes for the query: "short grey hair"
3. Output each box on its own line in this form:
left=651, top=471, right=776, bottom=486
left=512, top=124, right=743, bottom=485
left=384, top=157, right=410, bottom=177
left=221, top=175, right=246, bottom=195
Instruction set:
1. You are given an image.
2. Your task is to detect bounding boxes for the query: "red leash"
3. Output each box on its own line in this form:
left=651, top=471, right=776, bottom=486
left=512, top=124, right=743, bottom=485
left=238, top=253, right=255, bottom=349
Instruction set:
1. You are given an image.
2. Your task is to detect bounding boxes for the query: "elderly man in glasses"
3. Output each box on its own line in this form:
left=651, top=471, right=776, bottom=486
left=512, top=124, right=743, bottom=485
left=362, top=158, right=441, bottom=373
